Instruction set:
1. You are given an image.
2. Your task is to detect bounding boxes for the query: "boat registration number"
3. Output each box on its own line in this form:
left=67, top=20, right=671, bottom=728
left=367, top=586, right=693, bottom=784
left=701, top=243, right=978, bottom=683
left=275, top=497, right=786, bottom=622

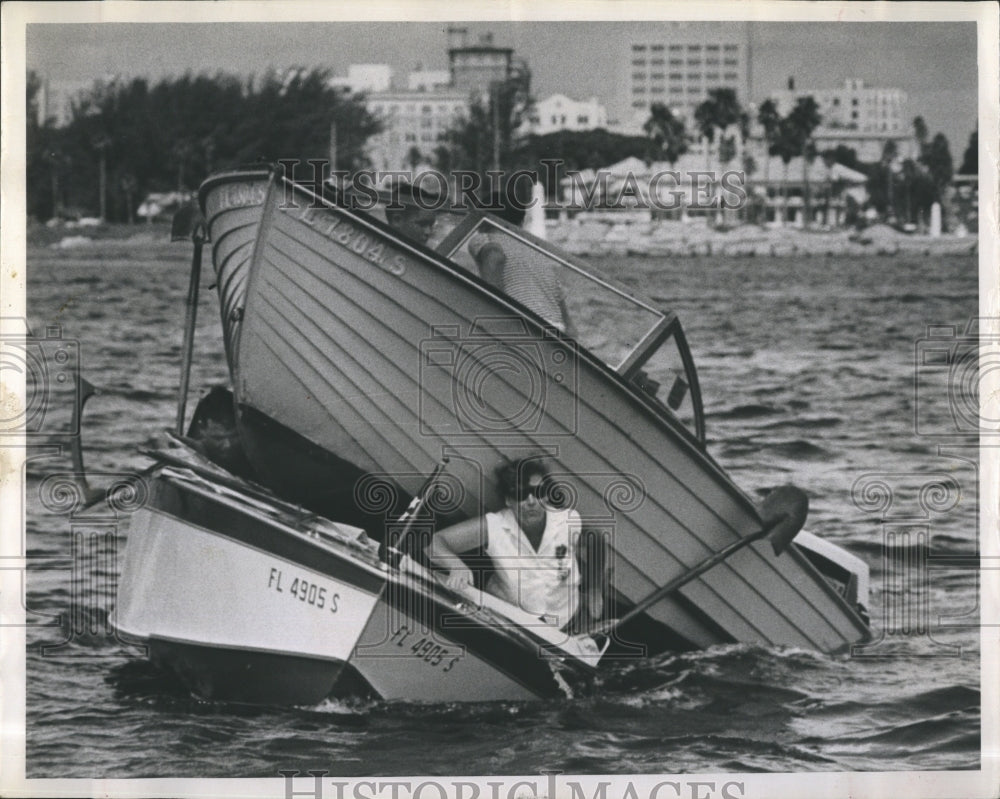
left=297, top=206, right=407, bottom=276
left=390, top=624, right=461, bottom=672
left=267, top=567, right=340, bottom=613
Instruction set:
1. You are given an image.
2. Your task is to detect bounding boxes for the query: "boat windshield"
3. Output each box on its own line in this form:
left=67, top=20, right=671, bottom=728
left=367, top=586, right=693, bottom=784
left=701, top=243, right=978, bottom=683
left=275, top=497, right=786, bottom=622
left=438, top=214, right=665, bottom=371
left=437, top=212, right=705, bottom=444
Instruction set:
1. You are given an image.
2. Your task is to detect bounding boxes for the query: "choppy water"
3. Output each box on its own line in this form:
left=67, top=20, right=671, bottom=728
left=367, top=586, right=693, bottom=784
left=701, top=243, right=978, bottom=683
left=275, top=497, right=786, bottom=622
left=22, top=246, right=981, bottom=776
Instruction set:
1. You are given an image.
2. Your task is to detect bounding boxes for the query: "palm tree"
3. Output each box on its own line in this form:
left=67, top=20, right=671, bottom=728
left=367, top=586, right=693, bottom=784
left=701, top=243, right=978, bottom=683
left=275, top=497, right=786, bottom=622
left=756, top=99, right=781, bottom=221
left=771, top=117, right=799, bottom=225
left=643, top=102, right=689, bottom=217
left=923, top=133, right=953, bottom=229
left=694, top=88, right=743, bottom=216
left=643, top=102, right=689, bottom=166
left=694, top=88, right=743, bottom=167
left=787, top=96, right=822, bottom=228
left=913, top=115, right=929, bottom=160
left=880, top=139, right=899, bottom=221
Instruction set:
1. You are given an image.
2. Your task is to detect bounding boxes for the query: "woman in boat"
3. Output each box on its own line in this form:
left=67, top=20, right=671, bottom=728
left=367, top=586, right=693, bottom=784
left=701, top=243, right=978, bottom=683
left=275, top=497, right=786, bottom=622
left=425, top=457, right=606, bottom=632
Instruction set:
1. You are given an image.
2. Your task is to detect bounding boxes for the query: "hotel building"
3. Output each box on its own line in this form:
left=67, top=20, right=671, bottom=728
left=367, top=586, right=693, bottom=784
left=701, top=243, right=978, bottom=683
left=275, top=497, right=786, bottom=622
left=766, top=78, right=913, bottom=162
left=622, top=21, right=752, bottom=134
left=355, top=29, right=527, bottom=172
left=365, top=89, right=469, bottom=171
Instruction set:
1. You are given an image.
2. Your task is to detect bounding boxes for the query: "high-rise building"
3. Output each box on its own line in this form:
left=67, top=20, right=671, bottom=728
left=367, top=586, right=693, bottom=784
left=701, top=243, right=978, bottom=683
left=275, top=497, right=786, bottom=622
left=765, top=78, right=911, bottom=162
left=447, top=28, right=515, bottom=96
left=623, top=21, right=752, bottom=134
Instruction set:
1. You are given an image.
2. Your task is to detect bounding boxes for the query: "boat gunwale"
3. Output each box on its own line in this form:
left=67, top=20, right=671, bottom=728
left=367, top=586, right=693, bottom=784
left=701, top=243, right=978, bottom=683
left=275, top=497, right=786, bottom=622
left=125, top=467, right=597, bottom=694
left=148, top=458, right=604, bottom=669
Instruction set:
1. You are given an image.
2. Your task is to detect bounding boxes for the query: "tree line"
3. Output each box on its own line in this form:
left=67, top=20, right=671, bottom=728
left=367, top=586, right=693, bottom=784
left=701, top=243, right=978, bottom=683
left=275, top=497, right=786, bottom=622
left=27, top=68, right=379, bottom=222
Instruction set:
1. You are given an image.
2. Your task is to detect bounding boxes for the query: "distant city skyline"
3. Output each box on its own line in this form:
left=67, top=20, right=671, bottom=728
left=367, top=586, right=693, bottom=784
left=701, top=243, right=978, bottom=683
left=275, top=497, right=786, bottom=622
left=26, top=19, right=980, bottom=157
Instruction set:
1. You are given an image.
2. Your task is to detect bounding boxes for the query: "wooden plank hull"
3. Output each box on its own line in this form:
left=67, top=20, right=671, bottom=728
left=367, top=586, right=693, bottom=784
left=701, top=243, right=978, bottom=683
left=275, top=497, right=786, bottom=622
left=230, top=174, right=869, bottom=654
left=199, top=170, right=270, bottom=377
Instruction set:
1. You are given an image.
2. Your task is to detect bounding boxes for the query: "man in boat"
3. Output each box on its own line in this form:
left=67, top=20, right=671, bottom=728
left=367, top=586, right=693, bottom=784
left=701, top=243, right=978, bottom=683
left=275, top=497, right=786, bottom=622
left=385, top=203, right=437, bottom=246
left=425, top=457, right=606, bottom=632
left=382, top=182, right=438, bottom=246
left=469, top=200, right=573, bottom=336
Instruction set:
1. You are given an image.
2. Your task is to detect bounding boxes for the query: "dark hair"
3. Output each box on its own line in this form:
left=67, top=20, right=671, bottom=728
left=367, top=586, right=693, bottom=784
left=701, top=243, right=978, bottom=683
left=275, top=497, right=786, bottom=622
left=496, top=457, right=551, bottom=500
left=381, top=180, right=442, bottom=211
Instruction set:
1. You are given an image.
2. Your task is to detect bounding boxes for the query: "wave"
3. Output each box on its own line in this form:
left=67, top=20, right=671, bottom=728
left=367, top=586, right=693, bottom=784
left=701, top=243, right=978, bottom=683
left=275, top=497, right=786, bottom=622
left=709, top=403, right=781, bottom=420
left=770, top=439, right=834, bottom=460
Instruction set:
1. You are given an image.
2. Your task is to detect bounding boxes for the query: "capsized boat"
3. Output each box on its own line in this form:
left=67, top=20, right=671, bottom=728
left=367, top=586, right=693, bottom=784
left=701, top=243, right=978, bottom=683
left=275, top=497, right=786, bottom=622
left=112, top=434, right=601, bottom=704
left=200, top=168, right=870, bottom=655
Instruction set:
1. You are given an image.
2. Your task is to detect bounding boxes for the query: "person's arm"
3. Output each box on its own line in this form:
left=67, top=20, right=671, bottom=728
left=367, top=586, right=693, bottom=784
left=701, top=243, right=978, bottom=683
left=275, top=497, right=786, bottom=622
left=475, top=242, right=507, bottom=289
left=425, top=517, right=486, bottom=591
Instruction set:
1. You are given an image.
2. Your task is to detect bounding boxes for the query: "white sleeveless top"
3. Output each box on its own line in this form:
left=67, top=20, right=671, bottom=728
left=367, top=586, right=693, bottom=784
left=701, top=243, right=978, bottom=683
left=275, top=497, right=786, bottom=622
left=484, top=507, right=581, bottom=627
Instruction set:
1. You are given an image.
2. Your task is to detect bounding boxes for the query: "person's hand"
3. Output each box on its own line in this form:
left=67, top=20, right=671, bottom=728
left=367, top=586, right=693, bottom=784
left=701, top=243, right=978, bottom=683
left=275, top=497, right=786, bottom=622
left=445, top=567, right=474, bottom=592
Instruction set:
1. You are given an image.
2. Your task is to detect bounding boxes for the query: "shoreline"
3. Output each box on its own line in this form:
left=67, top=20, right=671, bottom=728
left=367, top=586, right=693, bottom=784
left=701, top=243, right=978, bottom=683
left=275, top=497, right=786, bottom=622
left=545, top=218, right=979, bottom=258
left=27, top=219, right=978, bottom=262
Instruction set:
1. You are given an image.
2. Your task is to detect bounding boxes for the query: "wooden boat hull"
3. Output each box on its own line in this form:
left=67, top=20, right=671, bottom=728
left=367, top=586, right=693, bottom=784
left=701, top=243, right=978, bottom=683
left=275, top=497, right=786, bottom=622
left=199, top=170, right=270, bottom=376
left=224, top=172, right=869, bottom=655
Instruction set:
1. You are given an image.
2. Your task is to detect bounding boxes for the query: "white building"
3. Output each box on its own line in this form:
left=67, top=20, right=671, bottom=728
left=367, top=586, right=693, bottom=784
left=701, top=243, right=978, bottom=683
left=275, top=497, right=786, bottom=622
left=524, top=94, right=608, bottom=135
left=328, top=64, right=393, bottom=94
left=764, top=79, right=912, bottom=163
left=768, top=79, right=907, bottom=136
left=365, top=90, right=468, bottom=171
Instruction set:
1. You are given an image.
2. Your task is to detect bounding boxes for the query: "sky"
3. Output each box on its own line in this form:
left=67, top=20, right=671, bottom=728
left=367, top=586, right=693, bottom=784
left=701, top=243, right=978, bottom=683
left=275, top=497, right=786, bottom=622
left=24, top=16, right=981, bottom=156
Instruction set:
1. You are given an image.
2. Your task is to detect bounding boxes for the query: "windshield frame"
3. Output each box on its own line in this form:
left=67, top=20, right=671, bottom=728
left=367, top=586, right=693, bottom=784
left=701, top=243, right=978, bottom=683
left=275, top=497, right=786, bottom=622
left=619, top=313, right=706, bottom=444
left=437, top=211, right=667, bottom=369
left=437, top=210, right=705, bottom=445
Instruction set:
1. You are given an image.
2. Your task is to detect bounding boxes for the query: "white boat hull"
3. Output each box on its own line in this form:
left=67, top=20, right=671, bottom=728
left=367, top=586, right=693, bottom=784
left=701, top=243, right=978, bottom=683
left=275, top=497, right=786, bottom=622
left=113, top=467, right=386, bottom=705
